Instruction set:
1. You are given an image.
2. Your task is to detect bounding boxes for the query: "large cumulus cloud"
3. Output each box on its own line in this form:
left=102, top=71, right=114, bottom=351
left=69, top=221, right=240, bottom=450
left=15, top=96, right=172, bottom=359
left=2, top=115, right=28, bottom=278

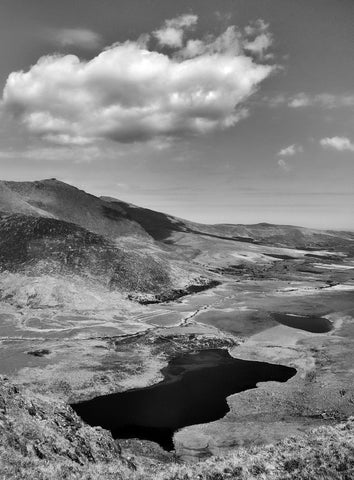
left=2, top=15, right=275, bottom=145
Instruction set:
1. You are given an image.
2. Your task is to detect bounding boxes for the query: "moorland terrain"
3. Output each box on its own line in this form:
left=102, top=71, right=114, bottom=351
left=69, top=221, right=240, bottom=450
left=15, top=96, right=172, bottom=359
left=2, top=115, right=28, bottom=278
left=0, top=178, right=354, bottom=479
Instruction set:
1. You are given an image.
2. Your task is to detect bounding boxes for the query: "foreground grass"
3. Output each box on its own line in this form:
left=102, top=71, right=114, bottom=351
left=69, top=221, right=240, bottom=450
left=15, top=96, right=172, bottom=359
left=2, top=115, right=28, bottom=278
left=1, top=420, right=354, bottom=480
left=0, top=420, right=354, bottom=480
left=153, top=420, right=354, bottom=480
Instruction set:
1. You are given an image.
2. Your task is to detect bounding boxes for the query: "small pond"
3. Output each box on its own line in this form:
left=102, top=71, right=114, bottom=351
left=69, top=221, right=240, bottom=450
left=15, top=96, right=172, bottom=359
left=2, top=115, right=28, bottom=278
left=72, top=349, right=296, bottom=450
left=272, top=313, right=332, bottom=333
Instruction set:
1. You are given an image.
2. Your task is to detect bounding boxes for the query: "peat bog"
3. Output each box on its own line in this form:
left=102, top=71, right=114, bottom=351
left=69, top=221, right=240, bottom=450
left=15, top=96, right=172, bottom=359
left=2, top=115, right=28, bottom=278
left=72, top=349, right=296, bottom=450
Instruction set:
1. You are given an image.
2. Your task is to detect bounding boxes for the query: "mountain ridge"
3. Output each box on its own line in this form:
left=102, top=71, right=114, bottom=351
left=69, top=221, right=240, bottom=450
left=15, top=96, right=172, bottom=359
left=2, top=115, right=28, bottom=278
left=0, top=178, right=353, bottom=306
left=2, top=178, right=353, bottom=248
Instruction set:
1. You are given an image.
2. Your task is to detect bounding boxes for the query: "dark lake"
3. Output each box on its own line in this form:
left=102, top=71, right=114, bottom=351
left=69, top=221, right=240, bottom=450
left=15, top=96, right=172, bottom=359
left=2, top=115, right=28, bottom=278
left=71, top=349, right=296, bottom=450
left=272, top=313, right=332, bottom=333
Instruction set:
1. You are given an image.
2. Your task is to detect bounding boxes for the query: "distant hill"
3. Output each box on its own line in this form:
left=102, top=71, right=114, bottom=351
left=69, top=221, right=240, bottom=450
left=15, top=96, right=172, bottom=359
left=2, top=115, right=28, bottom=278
left=102, top=196, right=354, bottom=251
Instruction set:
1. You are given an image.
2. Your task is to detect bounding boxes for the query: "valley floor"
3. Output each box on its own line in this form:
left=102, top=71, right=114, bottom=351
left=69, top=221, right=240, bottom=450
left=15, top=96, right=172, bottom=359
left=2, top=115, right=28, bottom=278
left=1, top=234, right=354, bottom=472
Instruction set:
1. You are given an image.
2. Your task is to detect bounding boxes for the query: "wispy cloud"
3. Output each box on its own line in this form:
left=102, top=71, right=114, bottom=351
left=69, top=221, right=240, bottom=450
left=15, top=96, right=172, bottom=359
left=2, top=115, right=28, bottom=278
left=288, top=93, right=354, bottom=109
left=289, top=93, right=354, bottom=109
left=0, top=145, right=102, bottom=163
left=320, top=136, right=354, bottom=152
left=288, top=93, right=312, bottom=108
left=277, top=158, right=290, bottom=171
left=277, top=144, right=303, bottom=157
left=264, top=93, right=354, bottom=109
left=49, top=28, right=103, bottom=49
left=243, top=19, right=273, bottom=59
left=277, top=144, right=302, bottom=171
left=3, top=15, right=275, bottom=146
left=153, top=14, right=198, bottom=48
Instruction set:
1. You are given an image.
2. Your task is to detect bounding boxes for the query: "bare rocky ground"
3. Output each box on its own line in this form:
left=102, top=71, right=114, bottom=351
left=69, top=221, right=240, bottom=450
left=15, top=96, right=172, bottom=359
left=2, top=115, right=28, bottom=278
left=1, top=179, right=354, bottom=478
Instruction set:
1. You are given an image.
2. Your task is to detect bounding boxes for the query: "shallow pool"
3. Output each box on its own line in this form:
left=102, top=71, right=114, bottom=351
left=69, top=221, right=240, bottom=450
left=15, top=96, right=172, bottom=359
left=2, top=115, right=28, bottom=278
left=272, top=313, right=332, bottom=333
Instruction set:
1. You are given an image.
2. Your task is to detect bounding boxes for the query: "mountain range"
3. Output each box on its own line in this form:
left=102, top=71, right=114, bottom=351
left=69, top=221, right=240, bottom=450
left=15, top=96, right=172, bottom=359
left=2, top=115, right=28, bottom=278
left=0, top=178, right=353, bottom=303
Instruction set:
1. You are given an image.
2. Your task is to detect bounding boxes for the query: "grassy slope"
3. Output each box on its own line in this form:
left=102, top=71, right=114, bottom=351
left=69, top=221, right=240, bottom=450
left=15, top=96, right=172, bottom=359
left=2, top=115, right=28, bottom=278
left=0, top=375, right=132, bottom=479
left=155, top=421, right=354, bottom=480
left=0, top=375, right=353, bottom=480
left=4, top=179, right=149, bottom=240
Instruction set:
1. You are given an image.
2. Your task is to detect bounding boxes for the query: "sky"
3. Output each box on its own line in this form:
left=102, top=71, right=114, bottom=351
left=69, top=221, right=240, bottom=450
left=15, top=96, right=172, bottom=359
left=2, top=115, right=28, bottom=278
left=0, top=0, right=353, bottom=229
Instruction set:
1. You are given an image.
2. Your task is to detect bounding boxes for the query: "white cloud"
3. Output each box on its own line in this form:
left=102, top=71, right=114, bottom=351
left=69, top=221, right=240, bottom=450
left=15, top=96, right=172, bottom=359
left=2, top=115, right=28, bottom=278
left=288, top=93, right=311, bottom=108
left=244, top=33, right=273, bottom=57
left=277, top=144, right=302, bottom=170
left=180, top=26, right=243, bottom=58
left=242, top=20, right=273, bottom=58
left=278, top=144, right=303, bottom=156
left=50, top=28, right=103, bottom=49
left=277, top=158, right=290, bottom=171
left=153, top=14, right=198, bottom=48
left=0, top=139, right=155, bottom=164
left=288, top=93, right=354, bottom=109
left=320, top=136, right=354, bottom=152
left=0, top=145, right=102, bottom=163
left=244, top=19, right=269, bottom=36
left=2, top=15, right=275, bottom=146
left=263, top=92, right=354, bottom=109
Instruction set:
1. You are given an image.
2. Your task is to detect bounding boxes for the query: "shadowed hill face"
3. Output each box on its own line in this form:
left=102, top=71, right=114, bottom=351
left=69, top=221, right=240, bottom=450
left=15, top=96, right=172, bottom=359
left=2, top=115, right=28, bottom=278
left=4, top=179, right=149, bottom=241
left=101, top=197, right=190, bottom=241
left=2, top=179, right=354, bottom=251
left=0, top=213, right=172, bottom=294
left=100, top=197, right=260, bottom=244
left=102, top=197, right=354, bottom=250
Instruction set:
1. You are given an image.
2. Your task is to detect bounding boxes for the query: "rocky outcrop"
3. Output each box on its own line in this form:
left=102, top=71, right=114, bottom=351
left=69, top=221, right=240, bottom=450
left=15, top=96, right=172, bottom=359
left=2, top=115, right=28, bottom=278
left=128, top=278, right=220, bottom=304
left=0, top=376, right=122, bottom=465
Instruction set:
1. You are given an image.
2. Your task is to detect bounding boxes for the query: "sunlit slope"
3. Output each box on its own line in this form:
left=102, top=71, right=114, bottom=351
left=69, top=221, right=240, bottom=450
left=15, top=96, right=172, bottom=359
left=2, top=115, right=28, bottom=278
left=4, top=179, right=149, bottom=240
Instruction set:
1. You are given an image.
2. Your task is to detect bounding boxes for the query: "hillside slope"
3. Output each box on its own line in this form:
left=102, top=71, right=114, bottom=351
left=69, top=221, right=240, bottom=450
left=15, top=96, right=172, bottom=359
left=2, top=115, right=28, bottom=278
left=0, top=212, right=182, bottom=295
left=3, top=179, right=149, bottom=240
left=0, top=375, right=133, bottom=479
left=0, top=182, right=52, bottom=217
